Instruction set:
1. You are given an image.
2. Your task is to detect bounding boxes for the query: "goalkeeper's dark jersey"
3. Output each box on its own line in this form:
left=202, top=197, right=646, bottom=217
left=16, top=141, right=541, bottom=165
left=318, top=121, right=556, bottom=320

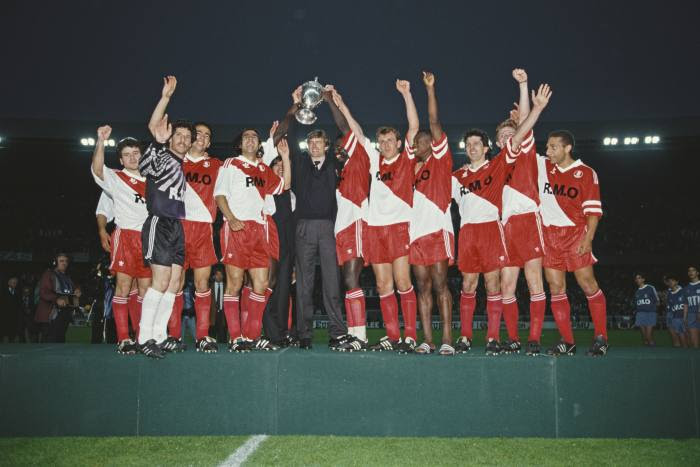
left=139, top=142, right=186, bottom=219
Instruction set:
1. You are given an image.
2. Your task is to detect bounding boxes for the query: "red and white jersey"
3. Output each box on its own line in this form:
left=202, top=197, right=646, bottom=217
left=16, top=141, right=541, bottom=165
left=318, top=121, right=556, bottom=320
left=183, top=155, right=222, bottom=223
left=214, top=155, right=284, bottom=224
left=537, top=157, right=602, bottom=227
left=335, top=131, right=370, bottom=235
left=502, top=130, right=539, bottom=224
left=363, top=135, right=415, bottom=228
left=260, top=137, right=281, bottom=217
left=92, top=166, right=148, bottom=231
left=411, top=133, right=454, bottom=241
left=451, top=148, right=512, bottom=226
left=95, top=191, right=114, bottom=222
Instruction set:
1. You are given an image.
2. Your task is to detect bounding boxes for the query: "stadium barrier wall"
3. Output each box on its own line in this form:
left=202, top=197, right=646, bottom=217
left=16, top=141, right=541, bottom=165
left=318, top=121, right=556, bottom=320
left=1, top=345, right=698, bottom=438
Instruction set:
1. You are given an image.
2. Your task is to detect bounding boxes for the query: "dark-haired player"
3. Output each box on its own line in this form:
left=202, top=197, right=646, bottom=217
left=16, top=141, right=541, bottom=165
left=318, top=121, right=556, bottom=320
left=137, top=76, right=193, bottom=359
left=685, top=266, right=700, bottom=348
left=91, top=127, right=150, bottom=354
left=633, top=272, right=658, bottom=346
left=665, top=274, right=688, bottom=348
left=539, top=128, right=608, bottom=356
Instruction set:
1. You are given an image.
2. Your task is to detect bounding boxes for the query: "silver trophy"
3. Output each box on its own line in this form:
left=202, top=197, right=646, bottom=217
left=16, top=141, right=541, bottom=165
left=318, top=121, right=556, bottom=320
left=295, top=77, right=324, bottom=125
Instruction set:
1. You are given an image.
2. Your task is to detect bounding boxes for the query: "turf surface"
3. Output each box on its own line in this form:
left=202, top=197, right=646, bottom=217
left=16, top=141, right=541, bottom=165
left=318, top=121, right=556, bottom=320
left=1, top=436, right=699, bottom=466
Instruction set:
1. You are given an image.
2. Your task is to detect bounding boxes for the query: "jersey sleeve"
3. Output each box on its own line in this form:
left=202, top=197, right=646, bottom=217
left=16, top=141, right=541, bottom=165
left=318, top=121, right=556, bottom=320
left=431, top=132, right=451, bottom=161
left=581, top=168, right=603, bottom=217
left=138, top=142, right=171, bottom=178
left=505, top=129, right=535, bottom=163
left=261, top=137, right=279, bottom=166
left=213, top=161, right=233, bottom=198
left=95, top=191, right=115, bottom=222
left=451, top=174, right=462, bottom=200
left=403, top=136, right=415, bottom=160
left=91, top=164, right=118, bottom=194
left=360, top=135, right=380, bottom=169
left=264, top=167, right=284, bottom=196
left=651, top=286, right=659, bottom=305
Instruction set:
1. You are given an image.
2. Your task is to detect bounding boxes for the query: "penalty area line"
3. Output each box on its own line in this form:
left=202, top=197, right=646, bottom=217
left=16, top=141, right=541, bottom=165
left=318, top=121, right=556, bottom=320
left=219, top=434, right=269, bottom=467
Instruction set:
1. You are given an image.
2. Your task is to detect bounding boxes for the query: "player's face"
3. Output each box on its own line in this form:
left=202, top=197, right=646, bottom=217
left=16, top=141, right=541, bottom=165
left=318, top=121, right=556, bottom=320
left=688, top=267, right=699, bottom=282
left=56, top=255, right=69, bottom=273
left=413, top=133, right=431, bottom=160
left=170, top=127, right=193, bottom=157
left=496, top=126, right=515, bottom=149
left=307, top=137, right=327, bottom=159
left=193, top=125, right=212, bottom=153
left=271, top=160, right=283, bottom=177
left=241, top=130, right=260, bottom=155
left=119, top=146, right=141, bottom=171
left=634, top=274, right=645, bottom=287
left=378, top=132, right=401, bottom=159
left=466, top=136, right=488, bottom=164
left=668, top=278, right=679, bottom=289
left=546, top=137, right=569, bottom=165
left=334, top=137, right=348, bottom=164
left=8, top=278, right=18, bottom=289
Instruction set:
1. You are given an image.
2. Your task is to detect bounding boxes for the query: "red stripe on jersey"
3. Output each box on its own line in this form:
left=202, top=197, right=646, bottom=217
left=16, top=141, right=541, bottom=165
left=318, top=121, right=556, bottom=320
left=338, top=131, right=370, bottom=208
left=114, top=170, right=146, bottom=198
left=184, top=156, right=222, bottom=221
left=230, top=157, right=283, bottom=199
left=377, top=147, right=415, bottom=208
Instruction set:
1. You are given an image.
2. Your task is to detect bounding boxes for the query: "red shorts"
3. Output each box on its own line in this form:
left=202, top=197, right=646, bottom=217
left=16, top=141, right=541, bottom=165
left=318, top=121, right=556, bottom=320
left=365, top=222, right=410, bottom=264
left=543, top=225, right=597, bottom=272
left=110, top=228, right=151, bottom=278
left=409, top=230, right=455, bottom=266
left=457, top=221, right=508, bottom=273
left=335, top=220, right=368, bottom=265
left=220, top=221, right=270, bottom=269
left=503, top=212, right=545, bottom=268
left=183, top=220, right=218, bottom=270
left=265, top=215, right=280, bottom=261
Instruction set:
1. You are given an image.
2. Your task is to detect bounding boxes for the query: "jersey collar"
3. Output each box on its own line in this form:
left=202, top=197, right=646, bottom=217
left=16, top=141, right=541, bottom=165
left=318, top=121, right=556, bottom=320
left=121, top=169, right=145, bottom=182
left=555, top=159, right=583, bottom=173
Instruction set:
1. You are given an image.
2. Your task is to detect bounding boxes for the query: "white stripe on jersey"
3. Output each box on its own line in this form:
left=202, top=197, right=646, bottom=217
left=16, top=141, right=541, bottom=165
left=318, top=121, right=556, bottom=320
left=536, top=156, right=575, bottom=227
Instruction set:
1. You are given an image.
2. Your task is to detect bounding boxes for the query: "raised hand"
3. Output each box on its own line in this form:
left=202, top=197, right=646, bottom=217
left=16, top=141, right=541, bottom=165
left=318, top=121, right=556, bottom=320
left=268, top=120, right=279, bottom=140
left=292, top=86, right=302, bottom=105
left=153, top=113, right=173, bottom=144
left=422, top=71, right=435, bottom=88
left=322, top=84, right=336, bottom=102
left=331, top=89, right=345, bottom=110
left=97, top=125, right=112, bottom=142
left=395, top=79, right=411, bottom=95
left=277, top=138, right=290, bottom=158
left=531, top=83, right=553, bottom=109
left=162, top=76, right=177, bottom=98
left=512, top=68, right=528, bottom=83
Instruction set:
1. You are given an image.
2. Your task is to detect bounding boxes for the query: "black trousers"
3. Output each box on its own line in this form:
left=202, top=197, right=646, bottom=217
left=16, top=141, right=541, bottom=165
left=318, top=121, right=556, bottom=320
left=211, top=309, right=228, bottom=343
left=263, top=219, right=295, bottom=344
left=47, top=308, right=72, bottom=343
left=294, top=219, right=346, bottom=339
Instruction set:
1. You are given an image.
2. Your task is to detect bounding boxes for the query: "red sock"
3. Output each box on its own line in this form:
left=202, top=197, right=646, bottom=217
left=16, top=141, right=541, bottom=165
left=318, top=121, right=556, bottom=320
left=113, top=296, right=130, bottom=342
left=586, top=289, right=608, bottom=339
left=345, top=288, right=366, bottom=327
left=167, top=292, right=183, bottom=337
left=128, top=292, right=141, bottom=339
left=502, top=296, right=519, bottom=341
left=486, top=293, right=503, bottom=341
left=551, top=293, right=574, bottom=344
left=223, top=294, right=241, bottom=339
left=240, top=286, right=251, bottom=334
left=398, top=286, right=417, bottom=340
left=194, top=289, right=212, bottom=340
left=528, top=293, right=546, bottom=342
left=244, top=291, right=269, bottom=340
left=460, top=292, right=476, bottom=338
left=379, top=291, right=400, bottom=341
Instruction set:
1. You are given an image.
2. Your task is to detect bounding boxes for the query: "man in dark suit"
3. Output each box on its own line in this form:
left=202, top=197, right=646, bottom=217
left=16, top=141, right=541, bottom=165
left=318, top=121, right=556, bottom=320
left=1, top=277, right=22, bottom=342
left=209, top=268, right=228, bottom=343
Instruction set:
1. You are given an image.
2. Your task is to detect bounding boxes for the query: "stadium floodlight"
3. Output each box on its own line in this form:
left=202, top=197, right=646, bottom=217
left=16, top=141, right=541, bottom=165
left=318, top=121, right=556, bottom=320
left=107, top=139, right=116, bottom=147
left=459, top=140, right=466, bottom=149
left=87, top=137, right=95, bottom=146
left=623, top=137, right=631, bottom=145
left=630, top=137, right=639, bottom=145
left=610, top=137, right=618, bottom=145
left=80, top=138, right=89, bottom=146
left=652, top=135, right=660, bottom=144
left=299, top=141, right=308, bottom=150
left=644, top=136, right=652, bottom=144
left=603, top=137, right=611, bottom=146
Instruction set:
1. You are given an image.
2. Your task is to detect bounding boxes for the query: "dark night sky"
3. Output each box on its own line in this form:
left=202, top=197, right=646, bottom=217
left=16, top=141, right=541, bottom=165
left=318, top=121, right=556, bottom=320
left=2, top=0, right=699, bottom=127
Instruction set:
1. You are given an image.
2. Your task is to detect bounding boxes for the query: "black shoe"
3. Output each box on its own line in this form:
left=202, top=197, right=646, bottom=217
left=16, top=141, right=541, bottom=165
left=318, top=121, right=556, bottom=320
left=337, top=337, right=368, bottom=352
left=501, top=339, right=521, bottom=355
left=140, top=339, right=165, bottom=359
left=228, top=337, right=251, bottom=353
left=285, top=335, right=300, bottom=348
left=397, top=337, right=417, bottom=354
left=196, top=336, right=218, bottom=353
left=160, top=336, right=186, bottom=353
left=586, top=335, right=609, bottom=357
left=525, top=341, right=541, bottom=356
left=369, top=336, right=400, bottom=351
left=329, top=334, right=354, bottom=351
left=251, top=337, right=279, bottom=351
left=455, top=336, right=472, bottom=353
left=299, top=338, right=312, bottom=350
left=485, top=339, right=502, bottom=356
left=546, top=340, right=576, bottom=356
left=117, top=338, right=138, bottom=355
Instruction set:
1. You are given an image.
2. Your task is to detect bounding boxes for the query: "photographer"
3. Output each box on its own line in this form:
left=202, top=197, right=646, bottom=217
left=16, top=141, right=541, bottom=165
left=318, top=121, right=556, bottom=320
left=35, top=253, right=76, bottom=343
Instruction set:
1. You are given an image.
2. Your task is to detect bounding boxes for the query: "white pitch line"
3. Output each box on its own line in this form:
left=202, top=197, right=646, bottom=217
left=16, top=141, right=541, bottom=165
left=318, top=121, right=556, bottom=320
left=219, top=434, right=269, bottom=467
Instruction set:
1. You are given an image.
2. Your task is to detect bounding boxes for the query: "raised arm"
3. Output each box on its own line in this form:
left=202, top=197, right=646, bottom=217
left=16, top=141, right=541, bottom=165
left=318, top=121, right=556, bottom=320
left=148, top=76, right=177, bottom=138
left=511, top=83, right=552, bottom=150
left=277, top=138, right=292, bottom=190
left=396, top=79, right=419, bottom=144
left=331, top=89, right=366, bottom=142
left=422, top=71, right=443, bottom=141
left=323, top=85, right=350, bottom=133
left=91, top=125, right=112, bottom=180
left=273, top=86, right=302, bottom=146
left=512, top=68, right=530, bottom=123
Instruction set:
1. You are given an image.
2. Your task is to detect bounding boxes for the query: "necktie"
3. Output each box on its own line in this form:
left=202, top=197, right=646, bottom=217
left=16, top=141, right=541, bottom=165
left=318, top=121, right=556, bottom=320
left=313, top=160, right=320, bottom=170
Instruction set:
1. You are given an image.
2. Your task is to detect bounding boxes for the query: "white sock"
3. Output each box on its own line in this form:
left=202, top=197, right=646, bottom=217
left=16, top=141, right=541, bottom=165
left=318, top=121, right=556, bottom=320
left=152, top=291, right=176, bottom=343
left=138, top=288, right=163, bottom=344
left=355, top=326, right=367, bottom=342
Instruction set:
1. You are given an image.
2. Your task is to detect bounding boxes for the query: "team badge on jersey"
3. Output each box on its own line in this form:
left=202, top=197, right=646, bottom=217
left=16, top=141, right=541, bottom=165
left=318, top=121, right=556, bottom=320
left=129, top=178, right=137, bottom=184
left=574, top=170, right=583, bottom=178
left=203, top=161, right=210, bottom=168
left=259, top=165, right=265, bottom=172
